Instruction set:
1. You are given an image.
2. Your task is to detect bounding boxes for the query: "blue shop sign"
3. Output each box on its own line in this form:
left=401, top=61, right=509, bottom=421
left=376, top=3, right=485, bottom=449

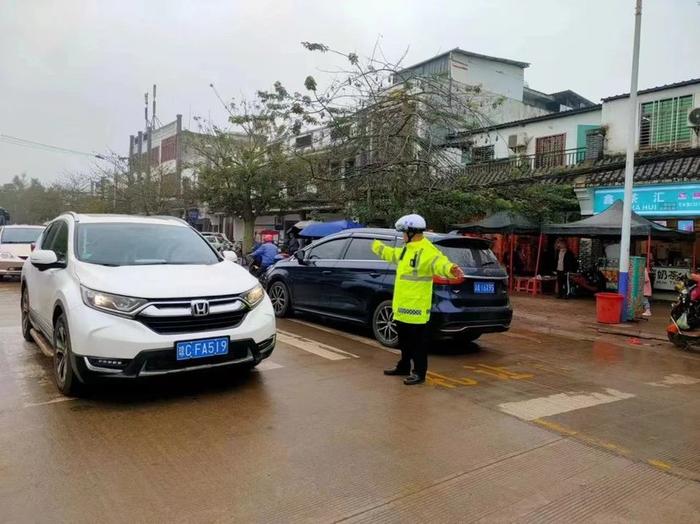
left=593, top=184, right=700, bottom=216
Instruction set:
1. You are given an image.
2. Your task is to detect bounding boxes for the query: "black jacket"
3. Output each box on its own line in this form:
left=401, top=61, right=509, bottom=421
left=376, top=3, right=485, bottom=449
left=556, top=249, right=578, bottom=273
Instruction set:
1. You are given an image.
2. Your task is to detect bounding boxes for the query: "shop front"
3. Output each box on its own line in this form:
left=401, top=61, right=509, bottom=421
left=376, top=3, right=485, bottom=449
left=593, top=183, right=699, bottom=293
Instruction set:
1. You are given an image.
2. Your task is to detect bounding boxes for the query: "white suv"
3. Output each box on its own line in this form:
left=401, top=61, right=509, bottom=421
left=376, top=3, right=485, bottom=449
left=21, top=213, right=276, bottom=396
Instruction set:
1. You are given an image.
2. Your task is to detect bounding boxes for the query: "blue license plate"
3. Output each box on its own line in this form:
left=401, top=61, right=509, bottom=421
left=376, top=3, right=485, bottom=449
left=176, top=336, right=229, bottom=361
left=474, top=281, right=495, bottom=294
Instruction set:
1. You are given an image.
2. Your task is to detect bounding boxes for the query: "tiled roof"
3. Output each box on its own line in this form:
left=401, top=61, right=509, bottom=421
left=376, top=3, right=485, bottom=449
left=455, top=148, right=700, bottom=189
left=583, top=150, right=700, bottom=187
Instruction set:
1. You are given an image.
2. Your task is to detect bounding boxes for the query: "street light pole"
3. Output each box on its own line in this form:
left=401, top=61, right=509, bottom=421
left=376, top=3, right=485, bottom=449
left=618, top=0, right=643, bottom=317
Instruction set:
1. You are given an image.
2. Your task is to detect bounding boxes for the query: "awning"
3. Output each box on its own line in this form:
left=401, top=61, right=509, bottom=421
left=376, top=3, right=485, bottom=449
left=452, top=211, right=539, bottom=235
left=299, top=220, right=363, bottom=238
left=544, top=200, right=694, bottom=239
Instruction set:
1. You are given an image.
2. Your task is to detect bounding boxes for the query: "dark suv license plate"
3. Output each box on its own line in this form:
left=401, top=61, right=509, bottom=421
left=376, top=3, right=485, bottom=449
left=474, top=281, right=495, bottom=294
left=176, top=336, right=230, bottom=361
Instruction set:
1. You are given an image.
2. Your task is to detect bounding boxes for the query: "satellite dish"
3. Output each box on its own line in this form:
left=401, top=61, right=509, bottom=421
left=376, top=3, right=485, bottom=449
left=687, top=107, right=700, bottom=128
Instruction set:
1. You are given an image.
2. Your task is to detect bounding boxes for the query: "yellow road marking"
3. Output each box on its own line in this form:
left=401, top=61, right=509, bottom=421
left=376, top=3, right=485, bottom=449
left=647, top=459, right=673, bottom=471
left=426, top=371, right=477, bottom=389
left=464, top=364, right=534, bottom=380
left=532, top=418, right=579, bottom=437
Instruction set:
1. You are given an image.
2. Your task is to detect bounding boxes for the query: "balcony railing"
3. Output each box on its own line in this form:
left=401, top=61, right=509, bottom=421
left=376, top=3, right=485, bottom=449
left=463, top=147, right=587, bottom=179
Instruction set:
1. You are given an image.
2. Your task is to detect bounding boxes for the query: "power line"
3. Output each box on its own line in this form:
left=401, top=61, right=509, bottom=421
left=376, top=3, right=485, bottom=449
left=0, top=134, right=124, bottom=160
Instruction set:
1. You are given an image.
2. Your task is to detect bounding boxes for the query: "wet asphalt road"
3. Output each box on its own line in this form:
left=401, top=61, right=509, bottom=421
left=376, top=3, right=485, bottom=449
left=1, top=280, right=700, bottom=523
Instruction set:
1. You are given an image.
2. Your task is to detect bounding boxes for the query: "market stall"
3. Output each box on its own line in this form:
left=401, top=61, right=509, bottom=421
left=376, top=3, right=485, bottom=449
left=544, top=200, right=695, bottom=294
left=452, top=211, right=541, bottom=290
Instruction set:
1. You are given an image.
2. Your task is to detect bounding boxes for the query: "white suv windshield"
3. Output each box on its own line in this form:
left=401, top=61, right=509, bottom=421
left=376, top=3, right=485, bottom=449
left=1, top=227, right=43, bottom=244
left=76, top=223, right=220, bottom=266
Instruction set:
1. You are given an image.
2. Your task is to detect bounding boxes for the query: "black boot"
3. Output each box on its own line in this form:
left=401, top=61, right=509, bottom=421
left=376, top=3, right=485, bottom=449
left=403, top=374, right=426, bottom=385
left=384, top=366, right=411, bottom=376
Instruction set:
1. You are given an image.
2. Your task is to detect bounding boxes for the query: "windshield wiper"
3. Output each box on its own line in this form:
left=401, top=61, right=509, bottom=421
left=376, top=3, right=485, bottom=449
left=480, top=261, right=497, bottom=267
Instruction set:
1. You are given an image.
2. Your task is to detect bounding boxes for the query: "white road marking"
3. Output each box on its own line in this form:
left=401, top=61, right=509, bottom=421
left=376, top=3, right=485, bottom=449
left=277, top=331, right=355, bottom=361
left=287, top=318, right=401, bottom=355
left=498, top=388, right=635, bottom=421
left=23, top=397, right=76, bottom=408
left=254, top=360, right=284, bottom=371
left=647, top=374, right=700, bottom=388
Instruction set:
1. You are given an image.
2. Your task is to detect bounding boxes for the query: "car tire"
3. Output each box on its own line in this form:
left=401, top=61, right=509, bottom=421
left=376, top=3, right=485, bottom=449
left=268, top=281, right=292, bottom=318
left=52, top=313, right=84, bottom=397
left=21, top=287, right=33, bottom=342
left=372, top=300, right=399, bottom=348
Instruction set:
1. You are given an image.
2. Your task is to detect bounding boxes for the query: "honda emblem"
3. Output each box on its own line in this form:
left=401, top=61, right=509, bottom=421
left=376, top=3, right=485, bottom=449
left=191, top=300, right=210, bottom=317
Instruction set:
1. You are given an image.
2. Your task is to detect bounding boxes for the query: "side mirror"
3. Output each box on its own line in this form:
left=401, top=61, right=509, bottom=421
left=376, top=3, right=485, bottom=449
left=30, top=250, right=64, bottom=270
left=295, top=250, right=306, bottom=264
left=222, top=250, right=238, bottom=263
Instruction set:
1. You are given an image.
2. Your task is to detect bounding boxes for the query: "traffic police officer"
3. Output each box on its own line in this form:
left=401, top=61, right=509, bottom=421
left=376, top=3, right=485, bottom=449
left=372, top=214, right=464, bottom=385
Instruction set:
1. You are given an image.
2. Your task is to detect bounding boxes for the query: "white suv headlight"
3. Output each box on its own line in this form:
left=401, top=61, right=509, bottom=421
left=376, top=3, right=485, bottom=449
left=81, top=286, right=147, bottom=317
left=242, top=284, right=265, bottom=308
left=0, top=252, right=16, bottom=260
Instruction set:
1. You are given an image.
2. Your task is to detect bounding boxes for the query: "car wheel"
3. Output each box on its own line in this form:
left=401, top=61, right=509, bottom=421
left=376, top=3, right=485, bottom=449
left=53, top=313, right=83, bottom=397
left=269, top=281, right=292, bottom=318
left=21, top=287, right=33, bottom=342
left=372, top=300, right=399, bottom=348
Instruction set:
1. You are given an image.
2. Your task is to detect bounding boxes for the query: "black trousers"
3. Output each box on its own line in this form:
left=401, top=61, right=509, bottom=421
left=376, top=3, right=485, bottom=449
left=556, top=271, right=569, bottom=297
left=396, top=321, right=429, bottom=378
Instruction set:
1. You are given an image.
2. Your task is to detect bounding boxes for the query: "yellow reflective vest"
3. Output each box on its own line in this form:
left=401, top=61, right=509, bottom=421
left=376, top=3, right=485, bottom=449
left=372, top=237, right=456, bottom=324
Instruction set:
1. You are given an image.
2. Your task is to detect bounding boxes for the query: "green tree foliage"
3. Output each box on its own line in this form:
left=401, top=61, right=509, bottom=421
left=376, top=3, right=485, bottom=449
left=192, top=94, right=310, bottom=251
left=0, top=175, right=65, bottom=224
left=497, top=184, right=581, bottom=224
left=253, top=41, right=507, bottom=227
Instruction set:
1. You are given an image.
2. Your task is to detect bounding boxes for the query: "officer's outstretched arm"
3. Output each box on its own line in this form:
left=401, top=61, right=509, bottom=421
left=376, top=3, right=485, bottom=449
left=424, top=248, right=459, bottom=278
left=372, top=240, right=400, bottom=265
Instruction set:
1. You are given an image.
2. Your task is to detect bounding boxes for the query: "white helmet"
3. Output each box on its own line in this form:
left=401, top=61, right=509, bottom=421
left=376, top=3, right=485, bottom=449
left=395, top=214, right=427, bottom=232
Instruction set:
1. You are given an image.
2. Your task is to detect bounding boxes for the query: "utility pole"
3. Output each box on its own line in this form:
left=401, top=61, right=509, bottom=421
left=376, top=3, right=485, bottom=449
left=618, top=0, right=642, bottom=317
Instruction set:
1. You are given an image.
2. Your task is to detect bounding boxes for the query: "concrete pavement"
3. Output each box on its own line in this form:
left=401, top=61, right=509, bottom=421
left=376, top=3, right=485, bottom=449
left=1, top=280, right=699, bottom=522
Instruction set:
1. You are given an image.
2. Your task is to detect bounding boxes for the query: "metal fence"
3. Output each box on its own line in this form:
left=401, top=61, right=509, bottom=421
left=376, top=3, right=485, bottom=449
left=462, top=147, right=587, bottom=178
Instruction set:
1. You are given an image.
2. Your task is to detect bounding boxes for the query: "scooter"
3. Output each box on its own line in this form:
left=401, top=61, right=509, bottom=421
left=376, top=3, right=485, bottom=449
left=568, top=268, right=606, bottom=297
left=667, top=274, right=700, bottom=350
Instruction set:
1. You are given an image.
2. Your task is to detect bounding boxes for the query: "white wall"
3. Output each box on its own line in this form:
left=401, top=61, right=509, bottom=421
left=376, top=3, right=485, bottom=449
left=467, top=109, right=602, bottom=159
left=450, top=53, right=525, bottom=101
left=478, top=96, right=551, bottom=127
left=602, top=84, right=700, bottom=153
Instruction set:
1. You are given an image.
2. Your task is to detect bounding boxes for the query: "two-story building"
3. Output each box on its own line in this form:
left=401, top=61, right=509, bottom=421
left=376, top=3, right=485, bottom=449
left=449, top=77, right=700, bottom=288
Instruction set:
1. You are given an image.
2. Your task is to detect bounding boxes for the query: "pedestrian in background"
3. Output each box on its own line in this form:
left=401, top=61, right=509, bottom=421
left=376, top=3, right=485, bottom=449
left=554, top=238, right=577, bottom=298
left=286, top=231, right=300, bottom=255
left=642, top=266, right=653, bottom=317
left=372, top=214, right=464, bottom=385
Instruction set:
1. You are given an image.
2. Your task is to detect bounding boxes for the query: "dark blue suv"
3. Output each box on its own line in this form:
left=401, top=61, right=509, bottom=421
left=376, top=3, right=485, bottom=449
left=263, top=228, right=512, bottom=347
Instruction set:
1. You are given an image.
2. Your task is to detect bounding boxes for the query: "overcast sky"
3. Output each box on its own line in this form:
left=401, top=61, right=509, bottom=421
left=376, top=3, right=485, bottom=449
left=1, top=0, right=699, bottom=185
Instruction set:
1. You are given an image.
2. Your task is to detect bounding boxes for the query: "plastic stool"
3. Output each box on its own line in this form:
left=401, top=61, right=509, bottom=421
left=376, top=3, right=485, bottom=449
left=526, top=278, right=542, bottom=296
left=514, top=277, right=530, bottom=293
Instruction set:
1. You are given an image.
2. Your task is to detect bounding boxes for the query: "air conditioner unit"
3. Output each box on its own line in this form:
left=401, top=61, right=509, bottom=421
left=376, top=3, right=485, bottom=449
left=688, top=107, right=700, bottom=129
left=507, top=133, right=526, bottom=150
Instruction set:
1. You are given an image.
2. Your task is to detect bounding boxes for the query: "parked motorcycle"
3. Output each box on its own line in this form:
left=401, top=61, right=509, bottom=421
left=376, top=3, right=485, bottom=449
left=568, top=267, right=606, bottom=297
left=667, top=274, right=700, bottom=350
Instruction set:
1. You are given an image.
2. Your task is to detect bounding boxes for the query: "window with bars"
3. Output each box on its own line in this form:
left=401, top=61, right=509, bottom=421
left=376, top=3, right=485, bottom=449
left=535, top=133, right=566, bottom=168
left=639, top=95, right=693, bottom=149
left=463, top=145, right=494, bottom=164
left=295, top=134, right=313, bottom=148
